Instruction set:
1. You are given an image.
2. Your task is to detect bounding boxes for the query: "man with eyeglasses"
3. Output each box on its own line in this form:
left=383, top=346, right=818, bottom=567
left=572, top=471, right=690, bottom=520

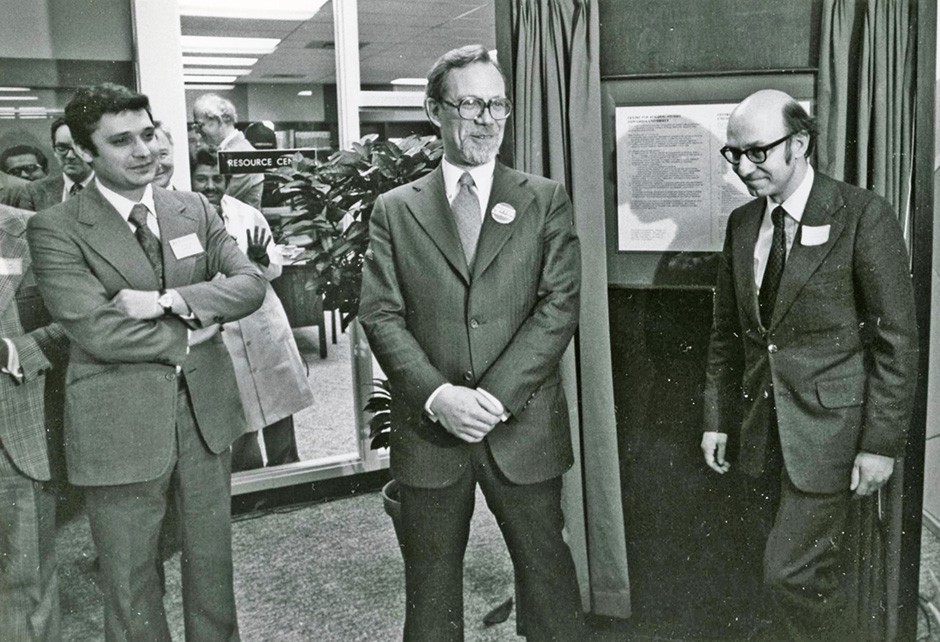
left=1, top=144, right=49, bottom=181
left=701, top=89, right=917, bottom=639
left=360, top=45, right=584, bottom=640
left=16, top=118, right=94, bottom=212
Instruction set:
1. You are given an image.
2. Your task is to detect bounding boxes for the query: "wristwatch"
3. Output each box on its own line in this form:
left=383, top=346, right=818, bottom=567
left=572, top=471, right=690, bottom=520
left=157, top=290, right=174, bottom=316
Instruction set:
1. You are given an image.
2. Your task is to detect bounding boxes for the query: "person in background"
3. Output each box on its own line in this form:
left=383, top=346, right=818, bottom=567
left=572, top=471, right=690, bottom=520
left=191, top=94, right=264, bottom=209
left=152, top=121, right=175, bottom=189
left=16, top=118, right=94, bottom=212
left=359, top=45, right=585, bottom=640
left=1, top=144, right=49, bottom=181
left=27, top=83, right=266, bottom=641
left=191, top=148, right=311, bottom=470
left=0, top=203, right=68, bottom=642
left=701, top=90, right=919, bottom=639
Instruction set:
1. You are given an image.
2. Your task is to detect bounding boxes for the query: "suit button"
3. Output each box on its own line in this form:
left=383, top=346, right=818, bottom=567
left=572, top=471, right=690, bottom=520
left=767, top=344, right=778, bottom=353
left=462, top=370, right=473, bottom=382
left=469, top=318, right=479, bottom=329
left=165, top=372, right=175, bottom=381
left=763, top=390, right=770, bottom=399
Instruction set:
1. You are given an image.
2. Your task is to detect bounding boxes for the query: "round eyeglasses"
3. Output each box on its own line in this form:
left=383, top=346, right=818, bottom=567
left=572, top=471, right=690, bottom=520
left=440, top=96, right=512, bottom=121
left=53, top=143, right=77, bottom=156
left=720, top=133, right=792, bottom=165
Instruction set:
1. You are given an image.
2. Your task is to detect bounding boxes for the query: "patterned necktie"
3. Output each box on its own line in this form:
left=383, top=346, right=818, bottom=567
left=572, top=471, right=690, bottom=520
left=759, top=206, right=787, bottom=327
left=69, top=182, right=83, bottom=197
left=452, top=172, right=482, bottom=265
left=128, top=203, right=164, bottom=286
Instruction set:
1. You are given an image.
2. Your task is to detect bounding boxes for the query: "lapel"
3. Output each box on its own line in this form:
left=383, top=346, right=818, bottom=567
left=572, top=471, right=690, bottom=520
left=769, top=173, right=846, bottom=329
left=732, top=198, right=764, bottom=328
left=153, top=187, right=199, bottom=288
left=404, top=167, right=471, bottom=284
left=0, top=209, right=29, bottom=314
left=471, top=162, right=533, bottom=281
left=76, top=184, right=162, bottom=290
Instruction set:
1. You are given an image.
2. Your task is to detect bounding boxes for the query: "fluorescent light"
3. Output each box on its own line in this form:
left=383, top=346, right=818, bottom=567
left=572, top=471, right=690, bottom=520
left=0, top=95, right=38, bottom=101
left=182, top=67, right=252, bottom=76
left=20, top=115, right=48, bottom=119
left=297, top=90, right=313, bottom=96
left=390, top=78, right=428, bottom=87
left=0, top=87, right=30, bottom=92
left=184, top=84, right=236, bottom=91
left=178, top=0, right=327, bottom=21
left=184, top=75, right=238, bottom=84
left=181, top=36, right=279, bottom=55
left=182, top=56, right=258, bottom=67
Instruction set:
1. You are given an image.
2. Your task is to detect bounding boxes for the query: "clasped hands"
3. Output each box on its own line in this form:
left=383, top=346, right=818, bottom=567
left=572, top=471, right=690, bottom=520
left=430, top=386, right=505, bottom=443
left=700, top=431, right=895, bottom=497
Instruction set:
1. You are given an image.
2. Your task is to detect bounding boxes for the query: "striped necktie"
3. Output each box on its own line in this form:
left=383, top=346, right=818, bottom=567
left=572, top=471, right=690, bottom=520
left=128, top=203, right=164, bottom=287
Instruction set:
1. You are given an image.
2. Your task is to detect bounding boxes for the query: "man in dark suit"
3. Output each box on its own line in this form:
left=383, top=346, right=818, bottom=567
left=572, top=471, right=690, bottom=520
left=27, top=83, right=266, bottom=641
left=0, top=204, right=68, bottom=641
left=16, top=117, right=94, bottom=212
left=701, top=90, right=919, bottom=639
left=359, top=45, right=584, bottom=640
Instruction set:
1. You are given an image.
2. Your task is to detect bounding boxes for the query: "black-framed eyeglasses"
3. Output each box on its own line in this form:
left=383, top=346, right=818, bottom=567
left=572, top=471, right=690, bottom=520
left=720, top=133, right=792, bottom=165
left=440, top=96, right=512, bottom=121
left=53, top=143, right=76, bottom=156
left=6, top=164, right=43, bottom=178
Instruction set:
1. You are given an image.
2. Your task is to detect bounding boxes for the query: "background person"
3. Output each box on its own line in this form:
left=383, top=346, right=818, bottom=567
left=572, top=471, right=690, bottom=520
left=16, top=117, right=93, bottom=212
left=191, top=148, right=311, bottom=470
left=701, top=90, right=919, bottom=639
left=359, top=45, right=585, bottom=640
left=1, top=144, right=49, bottom=181
left=151, top=121, right=175, bottom=189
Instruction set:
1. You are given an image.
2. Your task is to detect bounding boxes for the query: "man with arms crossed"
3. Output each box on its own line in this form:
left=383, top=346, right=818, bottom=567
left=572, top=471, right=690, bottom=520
left=701, top=90, right=918, bottom=639
left=360, top=45, right=584, bottom=640
left=27, top=83, right=266, bottom=641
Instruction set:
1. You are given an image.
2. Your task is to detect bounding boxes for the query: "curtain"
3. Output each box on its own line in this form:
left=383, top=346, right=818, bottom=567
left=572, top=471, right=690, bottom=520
left=507, top=0, right=631, bottom=618
left=816, top=1, right=917, bottom=638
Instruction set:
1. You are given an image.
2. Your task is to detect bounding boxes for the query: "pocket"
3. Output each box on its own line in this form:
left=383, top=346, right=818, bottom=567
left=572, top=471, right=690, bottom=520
left=816, top=374, right=865, bottom=409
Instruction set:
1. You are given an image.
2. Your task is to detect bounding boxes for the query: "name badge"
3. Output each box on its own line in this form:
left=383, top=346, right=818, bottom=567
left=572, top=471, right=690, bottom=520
left=169, top=233, right=205, bottom=259
left=0, top=258, right=23, bottom=275
left=491, top=202, right=516, bottom=224
left=800, top=224, right=830, bottom=247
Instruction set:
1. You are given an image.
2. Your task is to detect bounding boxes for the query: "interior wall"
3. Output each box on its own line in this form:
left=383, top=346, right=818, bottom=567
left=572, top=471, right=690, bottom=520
left=0, top=0, right=133, bottom=61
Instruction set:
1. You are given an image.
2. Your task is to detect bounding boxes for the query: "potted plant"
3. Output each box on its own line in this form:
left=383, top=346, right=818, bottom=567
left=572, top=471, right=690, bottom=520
left=364, top=377, right=401, bottom=537
left=269, top=134, right=443, bottom=331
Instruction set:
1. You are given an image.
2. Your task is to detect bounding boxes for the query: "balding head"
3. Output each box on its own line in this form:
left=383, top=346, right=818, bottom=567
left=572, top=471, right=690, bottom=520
left=192, top=94, right=238, bottom=146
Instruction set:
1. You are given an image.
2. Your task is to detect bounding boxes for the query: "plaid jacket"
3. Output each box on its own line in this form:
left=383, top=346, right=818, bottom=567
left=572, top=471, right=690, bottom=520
left=0, top=205, right=67, bottom=481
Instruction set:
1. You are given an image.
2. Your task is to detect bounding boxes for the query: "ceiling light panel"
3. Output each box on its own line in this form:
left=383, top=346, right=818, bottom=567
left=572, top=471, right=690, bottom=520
left=181, top=36, right=280, bottom=55
left=182, top=68, right=252, bottom=76
left=184, top=74, right=238, bottom=84
left=184, top=84, right=236, bottom=91
left=178, top=0, right=327, bottom=21
left=182, top=56, right=258, bottom=67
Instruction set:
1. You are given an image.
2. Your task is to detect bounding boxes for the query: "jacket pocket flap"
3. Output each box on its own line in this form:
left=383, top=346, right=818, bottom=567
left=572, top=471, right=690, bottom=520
left=816, top=375, right=865, bottom=409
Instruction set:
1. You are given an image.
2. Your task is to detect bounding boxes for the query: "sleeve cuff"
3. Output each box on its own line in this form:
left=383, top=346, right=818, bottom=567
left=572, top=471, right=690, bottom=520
left=1, top=338, right=23, bottom=383
left=424, top=383, right=453, bottom=422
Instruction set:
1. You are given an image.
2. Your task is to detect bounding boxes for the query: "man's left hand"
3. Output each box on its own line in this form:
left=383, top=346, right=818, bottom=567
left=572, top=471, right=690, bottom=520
left=111, top=289, right=162, bottom=320
left=850, top=452, right=895, bottom=497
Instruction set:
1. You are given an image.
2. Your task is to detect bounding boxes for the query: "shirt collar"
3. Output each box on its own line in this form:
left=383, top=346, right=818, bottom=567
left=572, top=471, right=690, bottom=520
left=95, top=179, right=156, bottom=222
left=63, top=172, right=94, bottom=192
left=441, top=157, right=495, bottom=199
left=766, top=164, right=814, bottom=223
left=219, top=129, right=240, bottom=149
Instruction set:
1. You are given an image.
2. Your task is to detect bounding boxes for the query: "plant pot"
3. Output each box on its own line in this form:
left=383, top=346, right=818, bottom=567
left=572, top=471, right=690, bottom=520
left=381, top=479, right=404, bottom=548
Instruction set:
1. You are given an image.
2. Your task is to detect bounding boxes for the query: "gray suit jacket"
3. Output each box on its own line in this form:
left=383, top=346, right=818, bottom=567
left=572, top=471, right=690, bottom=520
left=0, top=172, right=28, bottom=208
left=359, top=163, right=582, bottom=488
left=27, top=185, right=267, bottom=486
left=16, top=175, right=64, bottom=212
left=703, top=172, right=919, bottom=493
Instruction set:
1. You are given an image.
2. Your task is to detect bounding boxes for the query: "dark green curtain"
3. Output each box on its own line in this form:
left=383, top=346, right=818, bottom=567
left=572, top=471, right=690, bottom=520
left=506, top=0, right=631, bottom=618
left=816, top=1, right=917, bottom=638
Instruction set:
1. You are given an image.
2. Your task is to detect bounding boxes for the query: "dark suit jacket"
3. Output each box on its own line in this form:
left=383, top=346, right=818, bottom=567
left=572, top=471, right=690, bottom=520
left=0, top=205, right=67, bottom=481
left=0, top=172, right=28, bottom=208
left=15, top=175, right=65, bottom=212
left=703, top=172, right=918, bottom=493
left=359, top=163, right=581, bottom=488
left=27, top=184, right=266, bottom=486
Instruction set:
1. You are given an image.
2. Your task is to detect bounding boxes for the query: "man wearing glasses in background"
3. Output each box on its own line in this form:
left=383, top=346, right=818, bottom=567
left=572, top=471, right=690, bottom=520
left=16, top=118, right=94, bottom=212
left=1, top=144, right=49, bottom=182
left=701, top=90, right=918, bottom=639
left=360, top=45, right=585, bottom=640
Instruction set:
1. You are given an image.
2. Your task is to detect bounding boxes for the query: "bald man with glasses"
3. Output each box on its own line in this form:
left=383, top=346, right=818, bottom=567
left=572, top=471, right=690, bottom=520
left=701, top=90, right=918, bottom=639
left=16, top=118, right=94, bottom=212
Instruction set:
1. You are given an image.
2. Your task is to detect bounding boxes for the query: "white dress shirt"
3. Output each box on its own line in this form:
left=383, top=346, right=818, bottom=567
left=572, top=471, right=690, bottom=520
left=441, top=157, right=495, bottom=218
left=61, top=173, right=95, bottom=202
left=753, top=164, right=815, bottom=289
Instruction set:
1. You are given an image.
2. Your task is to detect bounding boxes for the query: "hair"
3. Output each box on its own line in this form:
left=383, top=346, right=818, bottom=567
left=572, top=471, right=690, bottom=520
left=64, top=83, right=152, bottom=155
left=425, top=44, right=506, bottom=102
left=0, top=144, right=48, bottom=173
left=244, top=121, right=276, bottom=150
left=782, top=99, right=817, bottom=158
left=153, top=120, right=174, bottom=146
left=192, top=93, right=238, bottom=125
left=192, top=147, right=218, bottom=170
left=50, top=116, right=69, bottom=145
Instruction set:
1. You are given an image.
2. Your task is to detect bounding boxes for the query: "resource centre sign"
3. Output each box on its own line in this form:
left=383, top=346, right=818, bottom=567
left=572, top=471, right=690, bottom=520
left=217, top=149, right=320, bottom=175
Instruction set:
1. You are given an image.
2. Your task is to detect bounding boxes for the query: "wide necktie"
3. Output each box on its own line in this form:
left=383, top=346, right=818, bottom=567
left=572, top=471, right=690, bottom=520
left=758, top=206, right=787, bottom=327
left=69, top=182, right=83, bottom=197
left=452, top=172, right=482, bottom=265
left=128, top=203, right=164, bottom=287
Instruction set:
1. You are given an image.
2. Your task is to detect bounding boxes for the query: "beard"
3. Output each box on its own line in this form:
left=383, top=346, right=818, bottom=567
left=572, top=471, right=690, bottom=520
left=458, top=130, right=503, bottom=166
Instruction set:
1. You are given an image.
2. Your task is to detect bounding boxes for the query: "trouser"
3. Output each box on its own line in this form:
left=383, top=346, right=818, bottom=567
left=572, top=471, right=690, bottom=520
left=0, top=444, right=60, bottom=642
left=83, top=385, right=239, bottom=642
left=230, top=415, right=300, bottom=472
left=398, top=442, right=584, bottom=641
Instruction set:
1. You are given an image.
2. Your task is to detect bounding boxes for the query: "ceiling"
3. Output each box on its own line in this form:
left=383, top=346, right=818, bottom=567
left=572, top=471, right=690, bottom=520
left=180, top=0, right=496, bottom=86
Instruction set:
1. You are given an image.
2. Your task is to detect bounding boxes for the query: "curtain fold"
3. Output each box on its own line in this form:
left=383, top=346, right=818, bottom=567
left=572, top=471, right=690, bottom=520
left=508, top=0, right=631, bottom=618
left=816, top=1, right=917, bottom=638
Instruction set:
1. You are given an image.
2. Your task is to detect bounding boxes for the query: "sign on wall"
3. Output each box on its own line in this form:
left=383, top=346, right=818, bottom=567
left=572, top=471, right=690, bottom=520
left=217, top=149, right=319, bottom=175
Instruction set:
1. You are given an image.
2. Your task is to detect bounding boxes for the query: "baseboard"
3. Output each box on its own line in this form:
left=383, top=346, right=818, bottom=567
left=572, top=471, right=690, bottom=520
left=232, top=468, right=391, bottom=517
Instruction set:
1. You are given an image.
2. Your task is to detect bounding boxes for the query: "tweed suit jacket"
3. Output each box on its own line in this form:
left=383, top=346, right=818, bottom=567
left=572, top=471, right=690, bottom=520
left=0, top=205, right=67, bottom=481
left=0, top=172, right=27, bottom=207
left=703, top=172, right=918, bottom=493
left=26, top=184, right=266, bottom=486
left=15, top=175, right=65, bottom=212
left=359, top=163, right=581, bottom=489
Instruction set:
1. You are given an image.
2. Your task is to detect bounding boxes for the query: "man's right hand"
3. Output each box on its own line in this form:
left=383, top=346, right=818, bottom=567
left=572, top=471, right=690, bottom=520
left=430, top=386, right=502, bottom=443
left=188, top=324, right=221, bottom=347
left=701, top=431, right=731, bottom=474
